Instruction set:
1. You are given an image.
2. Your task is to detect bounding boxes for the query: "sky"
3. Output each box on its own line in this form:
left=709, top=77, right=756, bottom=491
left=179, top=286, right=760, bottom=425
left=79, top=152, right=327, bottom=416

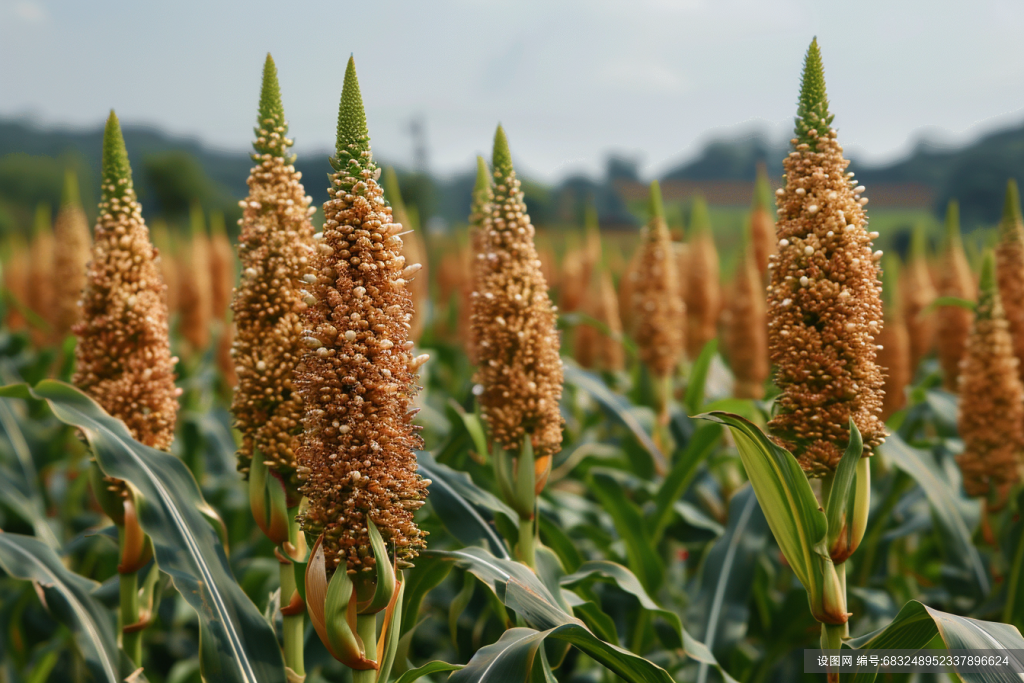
left=4, top=0, right=1024, bottom=183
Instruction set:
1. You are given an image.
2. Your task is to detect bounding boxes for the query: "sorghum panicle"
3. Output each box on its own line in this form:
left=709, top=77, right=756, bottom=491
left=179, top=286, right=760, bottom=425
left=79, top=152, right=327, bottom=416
left=766, top=40, right=886, bottom=475
left=296, top=57, right=428, bottom=574
left=957, top=252, right=1024, bottom=500
left=209, top=211, right=236, bottom=323
left=877, top=256, right=910, bottom=421
left=52, top=170, right=92, bottom=341
left=903, top=224, right=936, bottom=370
left=465, top=155, right=491, bottom=364
left=230, top=54, right=316, bottom=485
left=631, top=181, right=686, bottom=378
left=685, top=196, right=721, bottom=359
left=750, top=163, right=776, bottom=276
left=996, top=180, right=1024, bottom=384
left=27, top=203, right=54, bottom=346
left=726, top=239, right=769, bottom=399
left=178, top=203, right=213, bottom=354
left=471, top=125, right=564, bottom=462
left=73, top=111, right=179, bottom=450
left=151, top=220, right=179, bottom=313
left=936, top=200, right=975, bottom=391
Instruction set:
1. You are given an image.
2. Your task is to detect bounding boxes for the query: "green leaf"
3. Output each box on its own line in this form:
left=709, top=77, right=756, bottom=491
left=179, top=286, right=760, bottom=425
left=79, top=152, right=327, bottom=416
left=399, top=553, right=453, bottom=638
left=427, top=548, right=674, bottom=683
left=588, top=469, right=664, bottom=591
left=0, top=381, right=286, bottom=683
left=395, top=660, right=464, bottom=683
left=824, top=419, right=862, bottom=560
left=418, top=450, right=514, bottom=559
left=0, top=464, right=60, bottom=549
left=376, top=579, right=406, bottom=683
left=448, top=400, right=490, bottom=465
left=695, top=411, right=838, bottom=624
left=684, top=340, right=717, bottom=415
left=0, top=532, right=142, bottom=683
left=650, top=422, right=722, bottom=542
left=847, top=600, right=1024, bottom=683
left=686, top=486, right=767, bottom=664
left=880, top=434, right=989, bottom=594
left=563, top=365, right=667, bottom=473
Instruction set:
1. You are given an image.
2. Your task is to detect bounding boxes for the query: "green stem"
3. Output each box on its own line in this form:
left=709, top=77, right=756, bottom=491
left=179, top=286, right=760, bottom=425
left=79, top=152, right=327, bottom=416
left=281, top=507, right=305, bottom=677
left=820, top=622, right=845, bottom=682
left=1004, top=511, right=1024, bottom=624
left=119, top=569, right=141, bottom=664
left=517, top=517, right=536, bottom=568
left=353, top=614, right=378, bottom=683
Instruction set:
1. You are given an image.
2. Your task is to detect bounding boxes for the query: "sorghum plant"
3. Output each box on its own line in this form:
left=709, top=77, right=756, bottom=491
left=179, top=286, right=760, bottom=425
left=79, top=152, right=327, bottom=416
left=726, top=234, right=768, bottom=399
left=295, top=57, right=428, bottom=679
left=996, top=179, right=1024, bottom=383
left=470, top=125, right=564, bottom=565
left=51, top=170, right=91, bottom=342
left=684, top=196, right=721, bottom=359
left=903, top=223, right=937, bottom=371
left=936, top=200, right=975, bottom=391
left=73, top=110, right=180, bottom=664
left=957, top=251, right=1024, bottom=506
left=229, top=53, right=317, bottom=677
left=877, top=256, right=910, bottom=421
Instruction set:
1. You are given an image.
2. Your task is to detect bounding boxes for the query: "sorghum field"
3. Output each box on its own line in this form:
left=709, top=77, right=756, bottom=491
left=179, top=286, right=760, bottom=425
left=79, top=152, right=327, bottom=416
left=1, top=39, right=1023, bottom=683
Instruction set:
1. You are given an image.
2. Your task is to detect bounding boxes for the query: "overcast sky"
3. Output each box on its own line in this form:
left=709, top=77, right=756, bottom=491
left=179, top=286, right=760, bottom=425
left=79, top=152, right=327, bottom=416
left=4, top=0, right=1024, bottom=182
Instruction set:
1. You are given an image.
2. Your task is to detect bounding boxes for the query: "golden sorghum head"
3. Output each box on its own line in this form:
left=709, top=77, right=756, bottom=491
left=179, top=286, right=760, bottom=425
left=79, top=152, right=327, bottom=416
left=559, top=246, right=587, bottom=313
left=877, top=256, right=910, bottom=421
left=685, top=196, right=721, bottom=359
left=750, top=163, right=776, bottom=276
left=208, top=211, right=236, bottom=323
left=230, top=53, right=316, bottom=487
left=27, top=203, right=54, bottom=346
left=73, top=111, right=179, bottom=451
left=178, top=203, right=213, bottom=355
left=902, top=224, right=936, bottom=371
left=575, top=263, right=625, bottom=373
left=3, top=235, right=29, bottom=331
left=766, top=40, right=886, bottom=475
left=956, top=251, right=1024, bottom=500
left=936, top=200, right=975, bottom=391
left=726, top=238, right=768, bottom=399
left=996, top=179, right=1024, bottom=384
left=217, top=322, right=238, bottom=388
left=632, top=181, right=686, bottom=378
left=150, top=220, right=179, bottom=313
left=465, top=155, right=491, bottom=364
left=618, top=245, right=642, bottom=335
left=471, top=125, right=564, bottom=462
left=383, top=166, right=429, bottom=342
left=295, top=57, right=428, bottom=575
left=52, top=170, right=92, bottom=342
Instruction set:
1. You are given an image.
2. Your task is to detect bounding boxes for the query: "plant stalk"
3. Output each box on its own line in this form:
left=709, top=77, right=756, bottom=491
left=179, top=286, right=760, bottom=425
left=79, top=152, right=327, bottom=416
left=517, top=517, right=536, bottom=568
left=281, top=506, right=305, bottom=677
left=119, top=568, right=141, bottom=664
left=353, top=614, right=378, bottom=683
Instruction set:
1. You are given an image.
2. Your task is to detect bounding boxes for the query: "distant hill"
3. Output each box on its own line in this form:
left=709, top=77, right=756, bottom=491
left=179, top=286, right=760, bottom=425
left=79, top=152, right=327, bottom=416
left=4, top=114, right=1024, bottom=234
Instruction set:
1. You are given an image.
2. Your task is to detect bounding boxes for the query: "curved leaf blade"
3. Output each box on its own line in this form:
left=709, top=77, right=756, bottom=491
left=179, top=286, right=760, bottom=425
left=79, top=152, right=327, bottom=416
left=418, top=450, right=513, bottom=559
left=0, top=532, right=141, bottom=683
left=695, top=411, right=832, bottom=621
left=0, top=381, right=286, bottom=683
left=880, top=434, right=989, bottom=594
left=563, top=365, right=667, bottom=472
left=847, top=600, right=1024, bottom=683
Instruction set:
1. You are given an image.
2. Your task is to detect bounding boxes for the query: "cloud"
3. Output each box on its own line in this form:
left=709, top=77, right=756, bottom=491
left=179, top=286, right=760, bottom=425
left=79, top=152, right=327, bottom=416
left=11, top=1, right=49, bottom=23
